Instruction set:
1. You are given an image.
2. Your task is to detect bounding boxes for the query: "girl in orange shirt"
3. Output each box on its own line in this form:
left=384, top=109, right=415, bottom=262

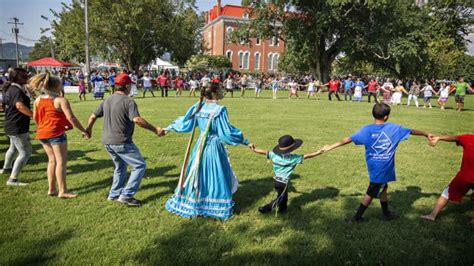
left=30, top=73, right=89, bottom=198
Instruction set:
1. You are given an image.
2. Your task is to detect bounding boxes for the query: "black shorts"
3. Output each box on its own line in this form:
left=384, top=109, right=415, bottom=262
left=455, top=95, right=464, bottom=104
left=366, top=182, right=388, bottom=198
left=226, top=88, right=234, bottom=92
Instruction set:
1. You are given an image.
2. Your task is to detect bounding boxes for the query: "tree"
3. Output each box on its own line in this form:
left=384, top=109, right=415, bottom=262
left=183, top=54, right=232, bottom=72
left=51, top=0, right=201, bottom=71
left=28, top=36, right=56, bottom=61
left=454, top=54, right=474, bottom=81
left=237, top=0, right=471, bottom=81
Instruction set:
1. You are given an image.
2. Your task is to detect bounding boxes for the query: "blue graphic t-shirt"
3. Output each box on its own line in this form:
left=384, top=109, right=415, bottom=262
left=343, top=80, right=354, bottom=90
left=351, top=123, right=411, bottom=183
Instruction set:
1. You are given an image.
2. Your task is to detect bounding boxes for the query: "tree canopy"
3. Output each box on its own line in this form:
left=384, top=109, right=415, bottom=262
left=28, top=36, right=56, bottom=61
left=237, top=0, right=472, bottom=81
left=49, top=0, right=201, bottom=72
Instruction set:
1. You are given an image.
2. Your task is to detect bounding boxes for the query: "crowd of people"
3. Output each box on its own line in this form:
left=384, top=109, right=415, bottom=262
left=50, top=68, right=473, bottom=112
left=0, top=67, right=473, bottom=226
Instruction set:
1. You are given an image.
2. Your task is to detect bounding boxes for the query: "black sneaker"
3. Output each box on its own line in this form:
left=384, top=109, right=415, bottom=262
left=258, top=206, right=272, bottom=214
left=382, top=212, right=399, bottom=221
left=117, top=197, right=141, bottom=207
left=348, top=216, right=366, bottom=224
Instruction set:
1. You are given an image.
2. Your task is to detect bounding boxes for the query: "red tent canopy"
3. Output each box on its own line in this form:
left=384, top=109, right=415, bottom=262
left=28, top=57, right=72, bottom=67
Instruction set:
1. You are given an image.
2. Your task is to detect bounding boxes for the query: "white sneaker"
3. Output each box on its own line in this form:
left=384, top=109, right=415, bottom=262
left=0, top=168, right=12, bottom=175
left=6, top=179, right=28, bottom=186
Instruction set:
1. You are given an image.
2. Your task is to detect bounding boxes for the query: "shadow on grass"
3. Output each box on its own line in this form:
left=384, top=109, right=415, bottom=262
left=6, top=229, right=74, bottom=265
left=134, top=222, right=234, bottom=264
left=143, top=165, right=177, bottom=179
left=233, top=177, right=274, bottom=212
left=290, top=186, right=339, bottom=210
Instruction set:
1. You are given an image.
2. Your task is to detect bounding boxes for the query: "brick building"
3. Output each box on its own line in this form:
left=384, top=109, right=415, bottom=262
left=202, top=1, right=285, bottom=73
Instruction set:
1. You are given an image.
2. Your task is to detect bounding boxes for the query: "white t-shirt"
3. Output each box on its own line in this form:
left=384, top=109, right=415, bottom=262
left=354, top=86, right=362, bottom=97
left=422, top=85, right=434, bottom=97
left=439, top=86, right=449, bottom=98
left=382, top=82, right=394, bottom=90
left=142, top=76, right=152, bottom=87
left=190, top=80, right=198, bottom=89
left=201, top=77, right=210, bottom=87
left=308, top=82, right=315, bottom=92
left=225, top=79, right=234, bottom=89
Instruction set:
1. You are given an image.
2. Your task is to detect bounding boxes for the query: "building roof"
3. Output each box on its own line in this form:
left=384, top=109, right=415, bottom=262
left=209, top=4, right=249, bottom=22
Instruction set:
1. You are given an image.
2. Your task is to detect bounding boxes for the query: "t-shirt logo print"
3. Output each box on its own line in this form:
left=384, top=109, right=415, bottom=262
left=371, top=132, right=392, bottom=155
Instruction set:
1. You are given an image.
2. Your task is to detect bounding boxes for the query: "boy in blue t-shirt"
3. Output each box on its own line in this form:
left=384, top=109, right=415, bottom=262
left=322, top=103, right=433, bottom=223
left=250, top=135, right=324, bottom=214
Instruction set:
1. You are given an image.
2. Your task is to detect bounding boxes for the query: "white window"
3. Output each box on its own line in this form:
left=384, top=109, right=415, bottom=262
left=273, top=53, right=279, bottom=70
left=207, top=32, right=211, bottom=46
left=269, top=36, right=279, bottom=47
left=256, top=36, right=261, bottom=46
left=226, top=27, right=234, bottom=35
left=268, top=53, right=274, bottom=70
left=243, top=13, right=249, bottom=19
left=254, top=52, right=261, bottom=70
left=243, top=51, right=250, bottom=69
left=238, top=51, right=244, bottom=69
left=226, top=50, right=233, bottom=61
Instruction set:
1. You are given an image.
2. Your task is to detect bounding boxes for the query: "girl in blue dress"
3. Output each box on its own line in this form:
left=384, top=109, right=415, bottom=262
left=164, top=83, right=251, bottom=220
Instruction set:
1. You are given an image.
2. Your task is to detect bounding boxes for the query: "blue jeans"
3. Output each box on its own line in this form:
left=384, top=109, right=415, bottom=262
left=3, top=133, right=32, bottom=179
left=105, top=143, right=146, bottom=200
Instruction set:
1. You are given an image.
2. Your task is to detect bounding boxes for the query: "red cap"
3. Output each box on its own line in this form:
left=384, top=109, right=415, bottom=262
left=115, top=73, right=132, bottom=86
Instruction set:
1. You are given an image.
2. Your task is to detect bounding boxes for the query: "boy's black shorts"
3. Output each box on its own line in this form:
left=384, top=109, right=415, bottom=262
left=366, top=182, right=388, bottom=198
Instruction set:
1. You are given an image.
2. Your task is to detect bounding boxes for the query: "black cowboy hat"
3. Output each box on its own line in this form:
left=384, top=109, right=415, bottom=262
left=273, top=135, right=303, bottom=155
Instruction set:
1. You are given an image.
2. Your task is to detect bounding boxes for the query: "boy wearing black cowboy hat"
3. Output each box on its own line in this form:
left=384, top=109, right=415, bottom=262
left=250, top=135, right=324, bottom=214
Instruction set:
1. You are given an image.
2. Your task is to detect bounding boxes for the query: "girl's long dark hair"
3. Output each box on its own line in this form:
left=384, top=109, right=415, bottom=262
left=189, top=82, right=221, bottom=120
left=3, top=68, right=28, bottom=93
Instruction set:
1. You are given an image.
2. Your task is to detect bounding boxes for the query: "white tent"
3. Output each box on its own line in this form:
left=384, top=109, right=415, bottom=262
left=148, top=58, right=179, bottom=73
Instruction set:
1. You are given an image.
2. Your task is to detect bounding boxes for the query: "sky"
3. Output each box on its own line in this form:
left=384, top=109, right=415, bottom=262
left=1, top=0, right=472, bottom=54
left=0, top=0, right=241, bottom=45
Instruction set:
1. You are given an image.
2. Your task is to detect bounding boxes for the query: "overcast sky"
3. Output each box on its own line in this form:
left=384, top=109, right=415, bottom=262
left=1, top=0, right=471, bottom=54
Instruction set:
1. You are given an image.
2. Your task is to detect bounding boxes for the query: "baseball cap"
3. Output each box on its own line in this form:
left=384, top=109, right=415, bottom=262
left=115, top=73, right=132, bottom=86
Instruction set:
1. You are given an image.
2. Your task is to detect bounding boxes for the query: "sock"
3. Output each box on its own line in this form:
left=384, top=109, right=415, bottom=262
left=354, top=203, right=368, bottom=219
left=381, top=201, right=389, bottom=216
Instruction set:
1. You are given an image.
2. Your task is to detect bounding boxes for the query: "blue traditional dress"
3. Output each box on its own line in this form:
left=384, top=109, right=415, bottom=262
left=165, top=102, right=249, bottom=220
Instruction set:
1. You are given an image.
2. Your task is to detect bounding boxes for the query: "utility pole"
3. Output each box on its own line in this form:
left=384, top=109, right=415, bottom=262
left=8, top=17, right=23, bottom=67
left=0, top=37, right=4, bottom=59
left=84, top=0, right=90, bottom=81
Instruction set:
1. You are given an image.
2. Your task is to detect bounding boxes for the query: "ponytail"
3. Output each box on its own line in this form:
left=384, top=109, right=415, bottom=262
left=188, top=87, right=206, bottom=120
left=29, top=72, right=61, bottom=95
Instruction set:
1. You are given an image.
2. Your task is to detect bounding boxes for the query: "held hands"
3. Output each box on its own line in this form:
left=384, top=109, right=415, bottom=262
left=156, top=127, right=167, bottom=137
left=429, top=136, right=440, bottom=147
left=248, top=143, right=256, bottom=152
left=82, top=130, right=91, bottom=139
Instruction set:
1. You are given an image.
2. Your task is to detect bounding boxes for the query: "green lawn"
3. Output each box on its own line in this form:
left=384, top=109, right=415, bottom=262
left=0, top=91, right=473, bottom=265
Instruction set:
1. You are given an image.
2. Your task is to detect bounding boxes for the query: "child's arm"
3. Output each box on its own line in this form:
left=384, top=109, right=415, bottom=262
left=429, top=135, right=459, bottom=147
left=410, top=129, right=433, bottom=140
left=249, top=144, right=268, bottom=155
left=322, top=137, right=353, bottom=153
left=303, top=149, right=324, bottom=159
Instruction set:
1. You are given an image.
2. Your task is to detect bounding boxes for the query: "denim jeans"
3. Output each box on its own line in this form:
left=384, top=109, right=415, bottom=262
left=3, top=133, right=32, bottom=179
left=344, top=89, right=353, bottom=101
left=105, top=143, right=146, bottom=200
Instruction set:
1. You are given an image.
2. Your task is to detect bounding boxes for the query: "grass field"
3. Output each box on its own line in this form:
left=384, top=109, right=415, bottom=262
left=0, top=90, right=473, bottom=265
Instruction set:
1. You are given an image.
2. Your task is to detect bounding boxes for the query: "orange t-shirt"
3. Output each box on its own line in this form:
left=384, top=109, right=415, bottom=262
left=35, top=97, right=72, bottom=139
